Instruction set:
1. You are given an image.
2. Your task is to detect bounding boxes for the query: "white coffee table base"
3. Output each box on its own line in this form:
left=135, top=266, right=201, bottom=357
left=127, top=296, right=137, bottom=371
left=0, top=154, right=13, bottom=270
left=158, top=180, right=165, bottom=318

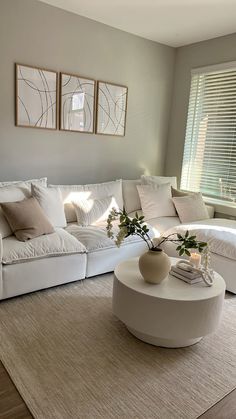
left=113, top=258, right=226, bottom=349
left=127, top=327, right=202, bottom=348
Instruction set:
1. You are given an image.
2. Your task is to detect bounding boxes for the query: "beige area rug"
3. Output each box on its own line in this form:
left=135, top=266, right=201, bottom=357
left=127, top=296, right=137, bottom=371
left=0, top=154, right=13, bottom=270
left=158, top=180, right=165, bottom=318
left=0, top=275, right=236, bottom=419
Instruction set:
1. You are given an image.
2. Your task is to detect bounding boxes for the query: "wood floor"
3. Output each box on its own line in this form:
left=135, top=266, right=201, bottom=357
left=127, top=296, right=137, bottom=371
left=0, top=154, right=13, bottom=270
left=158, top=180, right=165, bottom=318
left=0, top=360, right=235, bottom=419
left=0, top=362, right=32, bottom=419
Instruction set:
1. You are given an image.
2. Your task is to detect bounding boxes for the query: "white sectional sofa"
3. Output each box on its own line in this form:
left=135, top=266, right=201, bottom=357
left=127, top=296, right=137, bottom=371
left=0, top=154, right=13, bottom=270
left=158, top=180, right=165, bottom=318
left=0, top=177, right=235, bottom=300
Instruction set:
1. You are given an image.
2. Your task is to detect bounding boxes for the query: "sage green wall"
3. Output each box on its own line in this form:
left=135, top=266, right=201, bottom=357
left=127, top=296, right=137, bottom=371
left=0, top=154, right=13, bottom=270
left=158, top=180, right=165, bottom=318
left=165, top=33, right=236, bottom=185
left=0, top=0, right=175, bottom=184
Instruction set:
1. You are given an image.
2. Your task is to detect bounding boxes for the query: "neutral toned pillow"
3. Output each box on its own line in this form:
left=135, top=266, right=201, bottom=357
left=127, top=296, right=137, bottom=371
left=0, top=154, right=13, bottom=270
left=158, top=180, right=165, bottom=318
left=72, top=196, right=119, bottom=226
left=141, top=175, right=177, bottom=189
left=122, top=179, right=142, bottom=214
left=172, top=193, right=210, bottom=223
left=1, top=197, right=54, bottom=241
left=31, top=184, right=67, bottom=228
left=0, top=186, right=31, bottom=238
left=137, top=183, right=176, bottom=219
left=0, top=178, right=47, bottom=238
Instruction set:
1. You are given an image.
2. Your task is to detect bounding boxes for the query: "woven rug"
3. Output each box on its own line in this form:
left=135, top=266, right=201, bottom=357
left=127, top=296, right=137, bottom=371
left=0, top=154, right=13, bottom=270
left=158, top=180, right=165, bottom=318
left=0, top=274, right=236, bottom=419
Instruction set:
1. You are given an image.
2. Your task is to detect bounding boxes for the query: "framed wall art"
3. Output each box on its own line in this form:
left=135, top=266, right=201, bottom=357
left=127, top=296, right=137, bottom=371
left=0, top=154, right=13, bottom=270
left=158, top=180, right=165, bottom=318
left=60, top=72, right=95, bottom=133
left=15, top=63, right=58, bottom=130
left=96, top=81, right=128, bottom=137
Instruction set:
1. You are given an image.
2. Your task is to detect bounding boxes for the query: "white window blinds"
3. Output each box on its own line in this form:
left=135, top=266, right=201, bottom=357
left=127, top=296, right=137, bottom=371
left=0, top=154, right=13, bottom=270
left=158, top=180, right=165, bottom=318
left=181, top=63, right=236, bottom=203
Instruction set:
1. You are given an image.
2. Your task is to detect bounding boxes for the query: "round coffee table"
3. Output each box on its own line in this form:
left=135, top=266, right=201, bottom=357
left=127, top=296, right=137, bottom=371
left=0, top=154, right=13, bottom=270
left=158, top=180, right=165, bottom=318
left=113, top=257, right=226, bottom=348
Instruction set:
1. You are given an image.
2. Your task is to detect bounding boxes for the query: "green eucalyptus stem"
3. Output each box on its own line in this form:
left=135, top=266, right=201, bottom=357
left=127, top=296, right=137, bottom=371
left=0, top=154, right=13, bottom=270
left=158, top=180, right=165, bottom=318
left=106, top=207, right=208, bottom=257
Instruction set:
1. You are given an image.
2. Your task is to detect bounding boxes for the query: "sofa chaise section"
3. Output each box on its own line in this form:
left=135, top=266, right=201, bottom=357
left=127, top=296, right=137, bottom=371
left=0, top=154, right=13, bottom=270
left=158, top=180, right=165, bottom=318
left=160, top=218, right=236, bottom=293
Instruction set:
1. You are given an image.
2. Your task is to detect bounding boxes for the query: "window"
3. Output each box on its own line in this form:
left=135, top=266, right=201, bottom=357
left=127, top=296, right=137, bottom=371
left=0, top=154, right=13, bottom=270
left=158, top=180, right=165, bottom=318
left=181, top=62, right=236, bottom=203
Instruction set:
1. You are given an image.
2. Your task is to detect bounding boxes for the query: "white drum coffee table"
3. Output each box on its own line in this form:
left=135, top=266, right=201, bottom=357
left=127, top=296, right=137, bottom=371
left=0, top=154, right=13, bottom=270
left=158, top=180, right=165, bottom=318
left=113, top=257, right=226, bottom=348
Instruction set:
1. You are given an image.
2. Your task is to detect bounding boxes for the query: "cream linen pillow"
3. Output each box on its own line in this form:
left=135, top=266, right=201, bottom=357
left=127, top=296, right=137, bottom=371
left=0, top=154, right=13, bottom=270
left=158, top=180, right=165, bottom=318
left=0, top=186, right=32, bottom=238
left=31, top=184, right=67, bottom=228
left=0, top=178, right=48, bottom=238
left=172, top=193, right=210, bottom=223
left=72, top=196, right=119, bottom=226
left=1, top=197, right=54, bottom=242
left=137, top=183, right=176, bottom=219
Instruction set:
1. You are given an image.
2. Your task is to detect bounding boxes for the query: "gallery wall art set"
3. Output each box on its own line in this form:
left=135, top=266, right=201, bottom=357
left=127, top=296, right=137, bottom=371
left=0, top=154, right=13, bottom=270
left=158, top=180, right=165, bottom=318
left=15, top=63, right=128, bottom=137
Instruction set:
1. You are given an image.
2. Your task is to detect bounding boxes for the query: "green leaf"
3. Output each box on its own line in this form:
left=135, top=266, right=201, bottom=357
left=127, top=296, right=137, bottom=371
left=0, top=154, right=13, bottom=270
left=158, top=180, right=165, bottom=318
left=185, top=249, right=191, bottom=256
left=179, top=248, right=184, bottom=256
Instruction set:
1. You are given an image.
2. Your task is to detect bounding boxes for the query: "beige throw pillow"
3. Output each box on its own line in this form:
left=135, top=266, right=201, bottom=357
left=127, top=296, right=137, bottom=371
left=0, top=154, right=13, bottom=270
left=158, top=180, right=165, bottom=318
left=172, top=193, right=210, bottom=223
left=137, top=183, right=176, bottom=219
left=72, top=196, right=119, bottom=226
left=171, top=187, right=194, bottom=197
left=31, top=184, right=67, bottom=228
left=1, top=197, right=54, bottom=241
left=0, top=178, right=47, bottom=238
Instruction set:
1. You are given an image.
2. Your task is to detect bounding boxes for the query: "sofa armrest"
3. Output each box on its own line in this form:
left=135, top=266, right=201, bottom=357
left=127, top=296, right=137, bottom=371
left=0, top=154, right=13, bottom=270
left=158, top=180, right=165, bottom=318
left=206, top=204, right=215, bottom=219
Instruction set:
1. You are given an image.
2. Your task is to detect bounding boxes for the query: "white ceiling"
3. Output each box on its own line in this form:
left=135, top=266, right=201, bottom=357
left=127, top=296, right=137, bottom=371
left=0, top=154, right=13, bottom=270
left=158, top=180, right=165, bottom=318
left=38, top=0, right=236, bottom=47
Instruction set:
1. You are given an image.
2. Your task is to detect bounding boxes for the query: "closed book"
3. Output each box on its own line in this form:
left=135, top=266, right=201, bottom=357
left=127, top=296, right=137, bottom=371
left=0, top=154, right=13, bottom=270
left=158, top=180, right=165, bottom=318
left=171, top=266, right=200, bottom=280
left=170, top=269, right=202, bottom=284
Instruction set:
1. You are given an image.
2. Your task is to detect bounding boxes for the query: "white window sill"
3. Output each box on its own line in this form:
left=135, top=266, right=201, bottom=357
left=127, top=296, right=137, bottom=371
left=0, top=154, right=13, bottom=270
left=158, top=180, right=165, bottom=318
left=203, top=196, right=236, bottom=218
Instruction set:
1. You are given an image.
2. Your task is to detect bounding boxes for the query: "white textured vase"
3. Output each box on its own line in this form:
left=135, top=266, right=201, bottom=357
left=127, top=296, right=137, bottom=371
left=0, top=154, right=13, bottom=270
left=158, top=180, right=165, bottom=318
left=139, top=249, right=171, bottom=284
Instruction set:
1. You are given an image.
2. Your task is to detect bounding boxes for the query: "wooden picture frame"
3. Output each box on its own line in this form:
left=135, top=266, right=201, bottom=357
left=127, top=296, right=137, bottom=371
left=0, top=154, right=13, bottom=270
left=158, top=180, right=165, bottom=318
left=96, top=81, right=128, bottom=137
left=59, top=72, right=96, bottom=134
left=15, top=63, right=58, bottom=130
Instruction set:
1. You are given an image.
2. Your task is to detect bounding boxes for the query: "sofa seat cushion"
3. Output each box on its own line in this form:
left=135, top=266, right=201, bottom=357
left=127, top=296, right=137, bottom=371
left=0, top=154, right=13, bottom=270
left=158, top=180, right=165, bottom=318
left=2, top=228, right=86, bottom=265
left=65, top=223, right=144, bottom=253
left=147, top=216, right=181, bottom=236
left=160, top=218, right=236, bottom=261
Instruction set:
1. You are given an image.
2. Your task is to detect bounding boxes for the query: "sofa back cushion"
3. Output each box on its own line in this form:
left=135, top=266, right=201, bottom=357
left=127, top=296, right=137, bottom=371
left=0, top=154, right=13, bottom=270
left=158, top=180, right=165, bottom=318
left=32, top=184, right=67, bottom=228
left=0, top=178, right=48, bottom=238
left=141, top=175, right=177, bottom=189
left=122, top=179, right=142, bottom=214
left=0, top=177, right=47, bottom=188
left=50, top=180, right=123, bottom=223
left=72, top=196, right=119, bottom=226
left=83, top=180, right=123, bottom=208
left=49, top=184, right=84, bottom=223
left=1, top=197, right=54, bottom=242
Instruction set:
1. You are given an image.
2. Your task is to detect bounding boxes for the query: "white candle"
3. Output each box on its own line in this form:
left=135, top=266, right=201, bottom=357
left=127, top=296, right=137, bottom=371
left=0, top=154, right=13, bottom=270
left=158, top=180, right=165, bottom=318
left=189, top=252, right=201, bottom=268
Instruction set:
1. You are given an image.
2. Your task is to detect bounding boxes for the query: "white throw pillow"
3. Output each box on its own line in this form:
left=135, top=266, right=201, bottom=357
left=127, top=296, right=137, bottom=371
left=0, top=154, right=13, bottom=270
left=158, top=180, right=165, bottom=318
left=137, top=183, right=176, bottom=219
left=32, top=184, right=67, bottom=228
left=122, top=179, right=142, bottom=214
left=172, top=193, right=210, bottom=223
left=72, top=196, right=119, bottom=226
left=141, top=175, right=177, bottom=189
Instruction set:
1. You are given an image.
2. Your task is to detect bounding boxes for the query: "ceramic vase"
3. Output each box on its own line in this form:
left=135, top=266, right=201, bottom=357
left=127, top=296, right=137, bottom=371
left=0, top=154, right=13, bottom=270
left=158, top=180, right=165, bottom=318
left=139, top=249, right=171, bottom=284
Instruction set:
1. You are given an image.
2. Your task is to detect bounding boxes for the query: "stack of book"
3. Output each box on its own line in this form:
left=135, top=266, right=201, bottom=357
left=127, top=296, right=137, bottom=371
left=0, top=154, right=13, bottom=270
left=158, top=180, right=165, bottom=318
left=170, top=264, right=203, bottom=284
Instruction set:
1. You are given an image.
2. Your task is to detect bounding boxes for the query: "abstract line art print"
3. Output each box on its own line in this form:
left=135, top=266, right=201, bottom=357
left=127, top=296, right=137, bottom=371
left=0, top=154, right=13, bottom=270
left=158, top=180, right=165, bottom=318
left=60, top=73, right=95, bottom=133
left=15, top=64, right=58, bottom=129
left=96, top=82, right=128, bottom=137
